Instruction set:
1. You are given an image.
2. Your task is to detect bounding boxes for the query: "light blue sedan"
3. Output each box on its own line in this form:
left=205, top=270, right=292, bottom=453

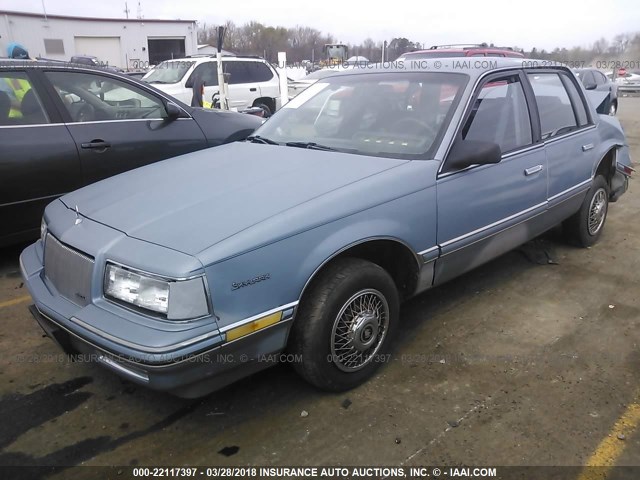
left=21, top=58, right=633, bottom=397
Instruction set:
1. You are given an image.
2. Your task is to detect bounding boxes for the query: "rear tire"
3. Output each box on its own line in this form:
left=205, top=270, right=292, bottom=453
left=289, top=258, right=399, bottom=391
left=563, top=175, right=610, bottom=247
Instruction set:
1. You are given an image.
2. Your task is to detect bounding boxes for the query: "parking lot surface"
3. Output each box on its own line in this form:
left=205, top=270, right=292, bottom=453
left=1, top=99, right=639, bottom=476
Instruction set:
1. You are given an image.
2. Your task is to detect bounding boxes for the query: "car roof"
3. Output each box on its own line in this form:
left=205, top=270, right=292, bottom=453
left=325, top=57, right=570, bottom=79
left=160, top=55, right=269, bottom=64
left=0, top=59, right=120, bottom=73
left=403, top=48, right=523, bottom=56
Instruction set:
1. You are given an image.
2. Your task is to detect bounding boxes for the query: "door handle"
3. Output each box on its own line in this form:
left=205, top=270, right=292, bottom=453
left=582, top=143, right=594, bottom=152
left=524, top=165, right=543, bottom=176
left=249, top=87, right=257, bottom=92
left=81, top=140, right=111, bottom=150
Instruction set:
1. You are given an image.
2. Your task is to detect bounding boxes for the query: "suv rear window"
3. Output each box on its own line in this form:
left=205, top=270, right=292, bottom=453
left=244, top=61, right=274, bottom=82
left=186, top=60, right=274, bottom=86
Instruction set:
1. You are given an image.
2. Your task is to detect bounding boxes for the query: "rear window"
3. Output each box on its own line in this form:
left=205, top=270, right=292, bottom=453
left=528, top=72, right=586, bottom=139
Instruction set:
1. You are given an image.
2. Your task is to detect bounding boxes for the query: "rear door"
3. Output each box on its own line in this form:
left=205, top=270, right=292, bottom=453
left=0, top=69, right=80, bottom=244
left=224, top=61, right=260, bottom=109
left=526, top=71, right=596, bottom=222
left=42, top=69, right=208, bottom=185
left=246, top=60, right=279, bottom=103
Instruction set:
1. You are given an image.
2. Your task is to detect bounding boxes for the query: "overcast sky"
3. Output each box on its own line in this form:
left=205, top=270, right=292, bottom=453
left=3, top=0, right=639, bottom=50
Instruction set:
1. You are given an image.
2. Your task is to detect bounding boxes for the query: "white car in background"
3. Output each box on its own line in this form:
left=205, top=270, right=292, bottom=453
left=606, top=71, right=640, bottom=93
left=142, top=56, right=281, bottom=116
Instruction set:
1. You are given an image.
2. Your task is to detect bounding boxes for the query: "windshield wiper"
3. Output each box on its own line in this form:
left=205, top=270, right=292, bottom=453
left=147, top=80, right=170, bottom=84
left=246, top=135, right=279, bottom=145
left=285, top=141, right=336, bottom=151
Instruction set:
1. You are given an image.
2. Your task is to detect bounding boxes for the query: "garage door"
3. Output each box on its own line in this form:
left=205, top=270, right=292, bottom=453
left=74, top=37, right=121, bottom=69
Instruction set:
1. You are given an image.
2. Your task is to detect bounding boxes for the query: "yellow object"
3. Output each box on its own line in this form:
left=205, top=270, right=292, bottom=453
left=4, top=77, right=30, bottom=117
left=225, top=311, right=282, bottom=341
left=577, top=392, right=640, bottom=480
left=0, top=295, right=31, bottom=309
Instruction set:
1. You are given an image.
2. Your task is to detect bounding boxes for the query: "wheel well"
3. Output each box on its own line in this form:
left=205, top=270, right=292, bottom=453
left=303, top=240, right=421, bottom=302
left=252, top=97, right=275, bottom=112
left=595, top=148, right=617, bottom=189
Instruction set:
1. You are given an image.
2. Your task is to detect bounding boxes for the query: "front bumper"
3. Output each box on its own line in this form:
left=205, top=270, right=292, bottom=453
left=20, top=242, right=291, bottom=398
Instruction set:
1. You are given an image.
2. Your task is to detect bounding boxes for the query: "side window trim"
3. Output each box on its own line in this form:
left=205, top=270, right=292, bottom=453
left=518, top=70, right=542, bottom=143
left=23, top=69, right=64, bottom=124
left=558, top=72, right=590, bottom=128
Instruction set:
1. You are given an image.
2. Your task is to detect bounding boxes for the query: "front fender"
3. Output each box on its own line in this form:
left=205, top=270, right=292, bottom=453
left=203, top=186, right=437, bottom=331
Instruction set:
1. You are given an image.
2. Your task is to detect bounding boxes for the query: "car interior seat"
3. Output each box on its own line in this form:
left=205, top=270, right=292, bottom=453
left=20, top=89, right=47, bottom=124
left=0, top=91, right=10, bottom=125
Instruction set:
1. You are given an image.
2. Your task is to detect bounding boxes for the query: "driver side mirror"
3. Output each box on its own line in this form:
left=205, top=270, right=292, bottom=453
left=583, top=82, right=597, bottom=90
left=165, top=102, right=182, bottom=120
left=444, top=139, right=502, bottom=173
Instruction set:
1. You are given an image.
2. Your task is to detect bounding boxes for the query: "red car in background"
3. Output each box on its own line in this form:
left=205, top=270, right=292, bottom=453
left=397, top=43, right=524, bottom=61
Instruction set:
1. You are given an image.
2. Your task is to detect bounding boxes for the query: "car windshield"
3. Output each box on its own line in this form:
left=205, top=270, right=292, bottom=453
left=255, top=71, right=467, bottom=158
left=143, top=61, right=194, bottom=84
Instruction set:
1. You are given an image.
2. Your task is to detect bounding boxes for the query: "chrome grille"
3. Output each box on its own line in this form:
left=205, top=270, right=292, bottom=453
left=44, top=234, right=94, bottom=307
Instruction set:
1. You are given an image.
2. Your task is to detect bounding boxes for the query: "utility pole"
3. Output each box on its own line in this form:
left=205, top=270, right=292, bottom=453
left=41, top=0, right=48, bottom=21
left=216, top=26, right=228, bottom=110
left=123, top=2, right=130, bottom=19
left=136, top=1, right=143, bottom=20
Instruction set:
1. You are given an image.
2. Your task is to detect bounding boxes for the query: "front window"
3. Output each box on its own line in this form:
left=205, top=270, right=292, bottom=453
left=143, top=61, right=195, bottom=84
left=462, top=74, right=532, bottom=153
left=255, top=72, right=467, bottom=158
left=46, top=71, right=168, bottom=122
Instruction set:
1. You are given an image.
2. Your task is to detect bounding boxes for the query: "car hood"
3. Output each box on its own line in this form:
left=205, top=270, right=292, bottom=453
left=61, top=142, right=409, bottom=256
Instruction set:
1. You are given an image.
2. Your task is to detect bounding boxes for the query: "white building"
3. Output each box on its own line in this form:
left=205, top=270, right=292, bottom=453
left=197, top=44, right=234, bottom=56
left=0, top=10, right=198, bottom=70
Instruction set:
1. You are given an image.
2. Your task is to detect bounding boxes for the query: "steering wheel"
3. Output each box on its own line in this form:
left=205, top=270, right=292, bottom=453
left=390, top=117, right=437, bottom=137
left=76, top=104, right=95, bottom=123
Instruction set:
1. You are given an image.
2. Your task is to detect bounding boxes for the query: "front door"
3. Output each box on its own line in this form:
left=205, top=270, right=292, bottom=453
left=434, top=71, right=548, bottom=285
left=0, top=69, right=80, bottom=244
left=42, top=70, right=207, bottom=185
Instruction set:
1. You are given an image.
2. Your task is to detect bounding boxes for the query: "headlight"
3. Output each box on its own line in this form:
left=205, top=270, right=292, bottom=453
left=40, top=217, right=47, bottom=243
left=104, top=263, right=210, bottom=320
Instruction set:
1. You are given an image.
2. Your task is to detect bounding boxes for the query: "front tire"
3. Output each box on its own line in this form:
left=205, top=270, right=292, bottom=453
left=563, top=175, right=610, bottom=247
left=289, top=258, right=399, bottom=391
